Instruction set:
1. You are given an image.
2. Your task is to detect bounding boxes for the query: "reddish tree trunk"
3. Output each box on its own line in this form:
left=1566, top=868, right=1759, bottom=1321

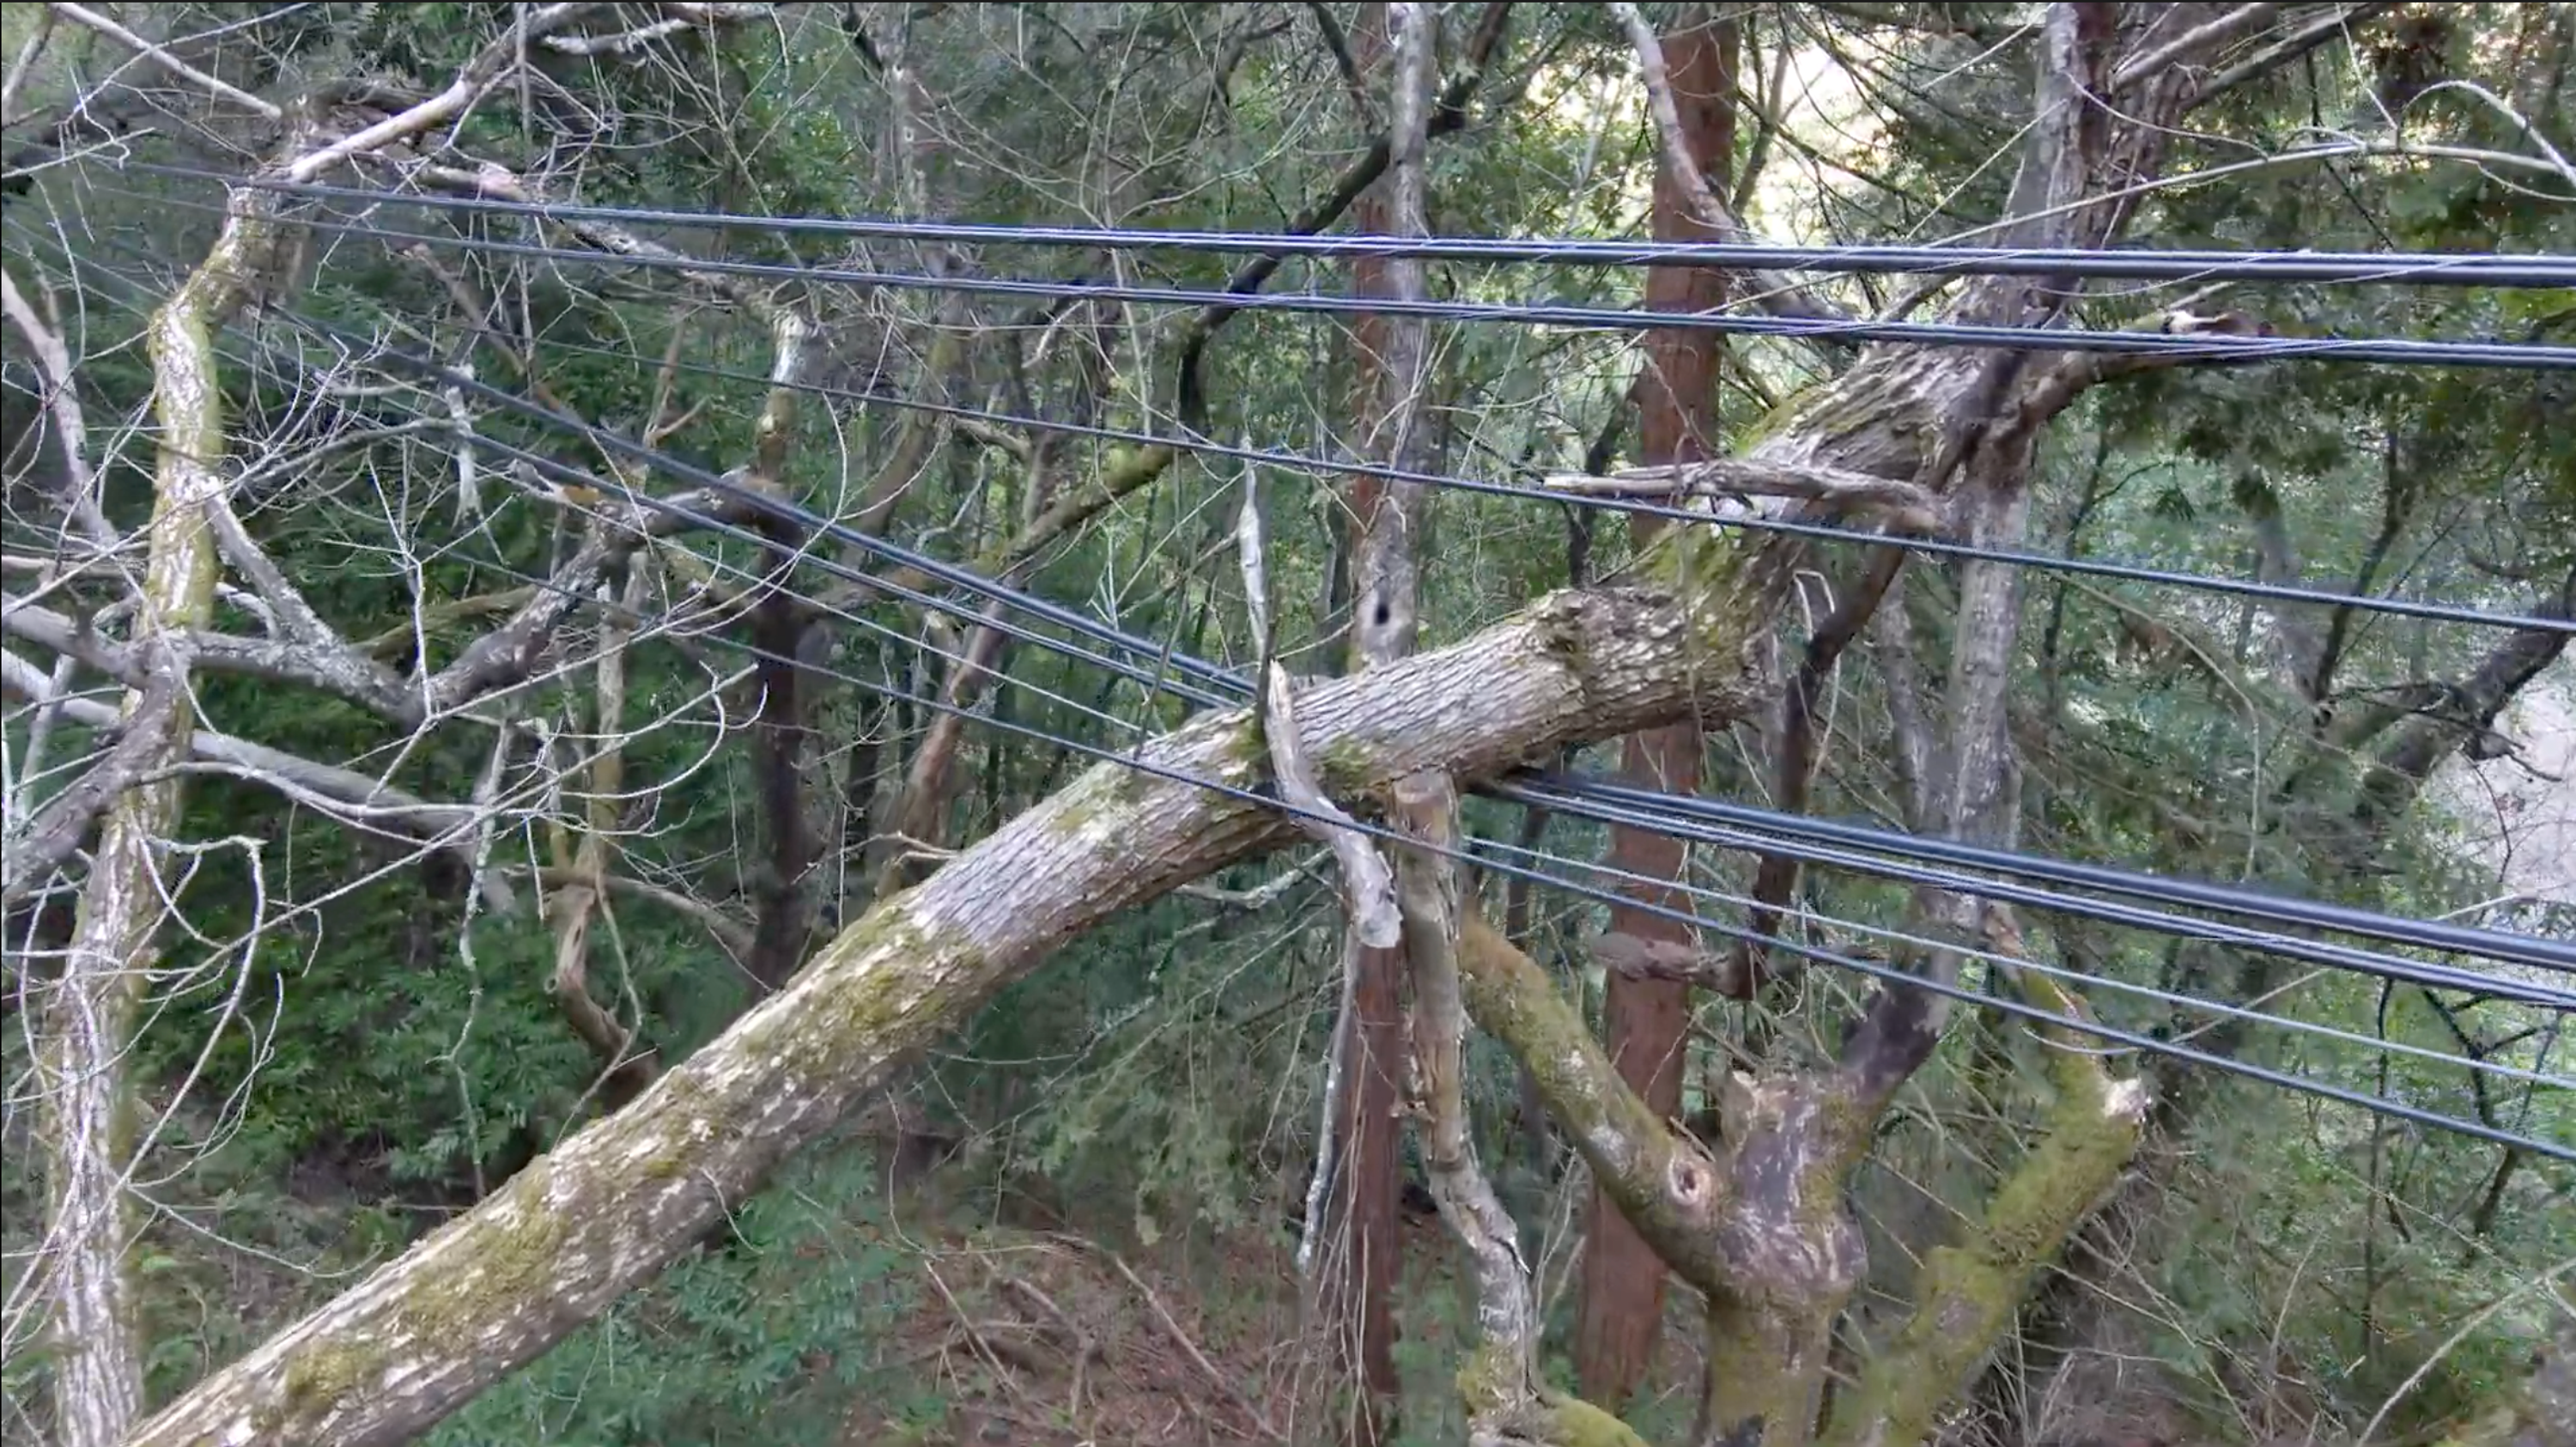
left=1310, top=7, right=1420, bottom=1440
left=1574, top=4, right=1738, bottom=1413
left=1317, top=933, right=1405, bottom=1444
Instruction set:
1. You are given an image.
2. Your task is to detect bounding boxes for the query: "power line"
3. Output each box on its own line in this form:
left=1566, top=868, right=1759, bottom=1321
left=550, top=332, right=2576, bottom=637
left=48, top=240, right=2573, bottom=1100
left=220, top=291, right=2569, bottom=988
left=365, top=303, right=2576, bottom=640
left=1467, top=829, right=2575, bottom=1095
left=373, top=516, right=2576, bottom=1164
left=1497, top=780, right=2576, bottom=1009
left=131, top=163, right=2576, bottom=289
left=1515, top=777, right=2576, bottom=979
left=88, top=185, right=2575, bottom=370
left=480, top=425, right=2569, bottom=1096
left=62, top=202, right=2576, bottom=635
left=293, top=210, right=2576, bottom=371
left=356, top=331, right=2576, bottom=995
left=450, top=514, right=2576, bottom=1112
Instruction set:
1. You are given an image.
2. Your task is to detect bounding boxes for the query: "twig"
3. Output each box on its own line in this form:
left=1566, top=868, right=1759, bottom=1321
left=999, top=1274, right=1093, bottom=1421
left=1180, top=856, right=1323, bottom=910
left=925, top=1263, right=1020, bottom=1394
left=2112, top=2, right=2283, bottom=91
left=1, top=9, right=56, bottom=121
left=539, top=3, right=773, bottom=57
left=1107, top=1251, right=1284, bottom=1443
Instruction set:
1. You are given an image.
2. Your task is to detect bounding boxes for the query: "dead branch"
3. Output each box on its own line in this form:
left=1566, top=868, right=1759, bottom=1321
left=1108, top=1250, right=1284, bottom=1443
left=1393, top=772, right=1639, bottom=1447
left=2113, top=2, right=2285, bottom=92
left=1544, top=458, right=1945, bottom=535
left=1592, top=930, right=1750, bottom=997
left=46, top=2, right=284, bottom=121
left=540, top=3, right=774, bottom=56
left=1261, top=662, right=1400, bottom=950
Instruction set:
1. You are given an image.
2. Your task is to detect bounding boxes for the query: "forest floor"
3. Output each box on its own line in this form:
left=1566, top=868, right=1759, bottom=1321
left=829, top=1160, right=1714, bottom=1447
left=92, top=1110, right=2205, bottom=1447
left=821, top=1157, right=2204, bottom=1447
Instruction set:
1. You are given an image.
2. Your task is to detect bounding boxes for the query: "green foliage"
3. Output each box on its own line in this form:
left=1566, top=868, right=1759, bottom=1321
left=427, top=1146, right=918, bottom=1447
left=4, top=6, right=2570, bottom=1445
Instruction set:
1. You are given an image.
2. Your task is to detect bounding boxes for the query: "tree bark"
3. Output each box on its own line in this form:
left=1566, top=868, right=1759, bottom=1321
left=1309, top=7, right=1438, bottom=1441
left=131, top=66, right=2099, bottom=1435
left=1396, top=775, right=1652, bottom=1447
left=125, top=494, right=1829, bottom=1447
left=30, top=166, right=289, bottom=1447
left=1578, top=2, right=1738, bottom=1413
left=1825, top=939, right=2148, bottom=1447
left=739, top=297, right=818, bottom=991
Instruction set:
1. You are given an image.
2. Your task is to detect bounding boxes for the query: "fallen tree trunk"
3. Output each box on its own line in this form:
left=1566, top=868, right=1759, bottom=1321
left=126, top=558, right=1788, bottom=1445
left=131, top=301, right=2012, bottom=1444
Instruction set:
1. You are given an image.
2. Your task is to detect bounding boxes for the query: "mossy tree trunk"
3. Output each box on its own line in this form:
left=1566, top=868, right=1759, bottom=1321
left=124, top=9, right=2312, bottom=1443
left=128, top=537, right=1804, bottom=1445
left=127, top=210, right=2036, bottom=1447
left=32, top=170, right=284, bottom=1447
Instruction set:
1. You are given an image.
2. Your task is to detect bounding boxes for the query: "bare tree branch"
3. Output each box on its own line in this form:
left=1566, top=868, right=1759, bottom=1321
left=1263, top=661, right=1400, bottom=951
left=46, top=2, right=284, bottom=121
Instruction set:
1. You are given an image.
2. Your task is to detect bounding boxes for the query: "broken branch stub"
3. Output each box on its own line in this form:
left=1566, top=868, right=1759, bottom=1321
left=1263, top=661, right=1401, bottom=949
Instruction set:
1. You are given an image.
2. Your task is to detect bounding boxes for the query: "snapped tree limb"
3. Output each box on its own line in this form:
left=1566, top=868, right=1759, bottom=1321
left=131, top=534, right=1795, bottom=1447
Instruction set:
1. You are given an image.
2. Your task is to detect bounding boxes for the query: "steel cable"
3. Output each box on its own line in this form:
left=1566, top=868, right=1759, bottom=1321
left=33, top=230, right=2570, bottom=1156
left=118, top=162, right=2576, bottom=288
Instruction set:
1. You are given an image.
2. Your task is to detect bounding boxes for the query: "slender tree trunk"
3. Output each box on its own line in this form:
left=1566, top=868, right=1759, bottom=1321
left=1312, top=9, right=1437, bottom=1438
left=34, top=179, right=289, bottom=1447
left=1577, top=3, right=1738, bottom=1413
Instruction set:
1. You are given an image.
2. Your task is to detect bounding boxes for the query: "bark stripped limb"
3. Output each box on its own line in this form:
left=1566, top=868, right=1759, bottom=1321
left=1544, top=459, right=1943, bottom=536
left=1265, top=662, right=1402, bottom=951
left=1391, top=775, right=1646, bottom=1447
